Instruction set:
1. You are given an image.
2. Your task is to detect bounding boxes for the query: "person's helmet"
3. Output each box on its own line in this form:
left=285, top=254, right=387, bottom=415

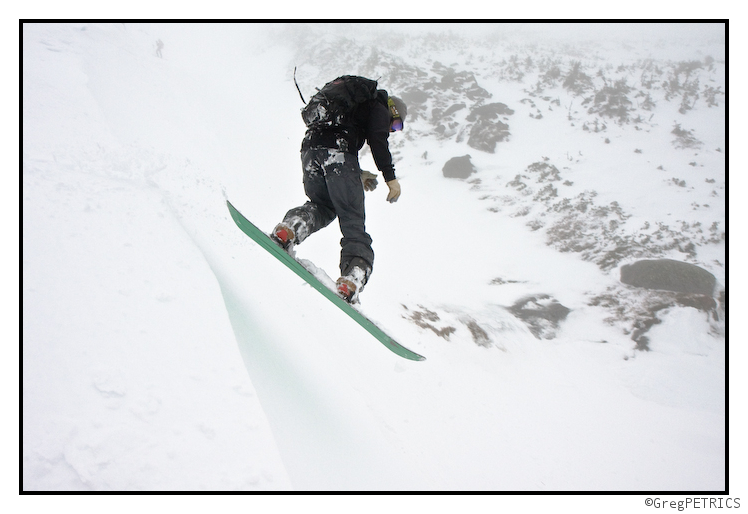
left=387, top=96, right=407, bottom=131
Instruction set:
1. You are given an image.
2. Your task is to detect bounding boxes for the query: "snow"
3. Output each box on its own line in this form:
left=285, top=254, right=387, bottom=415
left=20, top=21, right=732, bottom=506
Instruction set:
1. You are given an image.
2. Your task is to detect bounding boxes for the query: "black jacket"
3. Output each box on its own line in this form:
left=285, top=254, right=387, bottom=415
left=301, top=92, right=396, bottom=182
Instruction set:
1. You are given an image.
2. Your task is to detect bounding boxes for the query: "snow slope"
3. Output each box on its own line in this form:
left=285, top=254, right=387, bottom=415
left=23, top=22, right=727, bottom=495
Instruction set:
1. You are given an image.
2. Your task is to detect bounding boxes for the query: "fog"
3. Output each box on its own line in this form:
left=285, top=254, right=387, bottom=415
left=274, top=21, right=724, bottom=43
left=499, top=22, right=724, bottom=42
left=258, top=22, right=726, bottom=63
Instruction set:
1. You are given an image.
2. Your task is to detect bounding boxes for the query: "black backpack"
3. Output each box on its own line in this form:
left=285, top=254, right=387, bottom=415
left=301, top=76, right=379, bottom=128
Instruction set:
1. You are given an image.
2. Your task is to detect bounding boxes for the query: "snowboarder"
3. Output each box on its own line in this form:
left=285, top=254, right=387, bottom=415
left=271, top=75, right=407, bottom=303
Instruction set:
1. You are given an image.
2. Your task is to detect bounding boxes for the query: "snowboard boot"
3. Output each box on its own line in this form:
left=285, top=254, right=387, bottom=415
left=336, top=260, right=371, bottom=304
left=270, top=223, right=295, bottom=251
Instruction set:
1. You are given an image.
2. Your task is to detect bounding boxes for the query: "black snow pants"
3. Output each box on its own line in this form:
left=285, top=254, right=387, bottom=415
left=281, top=148, right=374, bottom=278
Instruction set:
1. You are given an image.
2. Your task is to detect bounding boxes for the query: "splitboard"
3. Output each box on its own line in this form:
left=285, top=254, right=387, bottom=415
left=227, top=200, right=425, bottom=361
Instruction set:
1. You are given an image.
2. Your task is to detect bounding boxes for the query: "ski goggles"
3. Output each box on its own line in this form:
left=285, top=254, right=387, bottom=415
left=388, top=97, right=403, bottom=132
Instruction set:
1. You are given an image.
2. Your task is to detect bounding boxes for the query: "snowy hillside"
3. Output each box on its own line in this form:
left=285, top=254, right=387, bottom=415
left=23, top=22, right=726, bottom=494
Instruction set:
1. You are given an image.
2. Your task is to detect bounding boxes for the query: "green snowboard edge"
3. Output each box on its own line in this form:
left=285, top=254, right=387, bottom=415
left=227, top=200, right=425, bottom=361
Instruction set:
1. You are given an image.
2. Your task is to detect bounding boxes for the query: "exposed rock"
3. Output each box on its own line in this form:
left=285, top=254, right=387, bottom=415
left=460, top=316, right=491, bottom=347
left=426, top=62, right=491, bottom=101
left=466, top=102, right=515, bottom=121
left=591, top=279, right=722, bottom=351
left=399, top=88, right=429, bottom=106
left=508, top=295, right=571, bottom=339
left=432, top=102, right=466, bottom=123
left=465, top=103, right=514, bottom=153
left=468, top=119, right=511, bottom=153
left=620, top=259, right=716, bottom=295
left=401, top=304, right=456, bottom=340
left=442, top=155, right=476, bottom=179
left=443, top=102, right=467, bottom=117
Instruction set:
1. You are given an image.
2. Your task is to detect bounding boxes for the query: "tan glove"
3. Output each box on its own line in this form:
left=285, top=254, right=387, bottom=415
left=360, top=170, right=378, bottom=191
left=386, top=179, right=401, bottom=203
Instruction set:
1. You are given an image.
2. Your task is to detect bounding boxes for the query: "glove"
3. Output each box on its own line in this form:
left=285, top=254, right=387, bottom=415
left=360, top=170, right=378, bottom=191
left=386, top=179, right=401, bottom=203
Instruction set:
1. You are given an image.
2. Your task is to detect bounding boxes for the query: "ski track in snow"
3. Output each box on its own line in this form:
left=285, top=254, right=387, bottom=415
left=22, top=22, right=728, bottom=495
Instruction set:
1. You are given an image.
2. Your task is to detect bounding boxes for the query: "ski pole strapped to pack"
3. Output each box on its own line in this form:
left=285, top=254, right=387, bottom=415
left=301, top=76, right=379, bottom=128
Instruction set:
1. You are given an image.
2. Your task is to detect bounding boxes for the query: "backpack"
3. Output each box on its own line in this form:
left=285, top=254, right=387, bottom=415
left=301, top=75, right=379, bottom=128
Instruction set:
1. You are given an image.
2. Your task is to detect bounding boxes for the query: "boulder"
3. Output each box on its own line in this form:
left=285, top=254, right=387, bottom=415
left=442, top=155, right=476, bottom=179
left=620, top=259, right=716, bottom=295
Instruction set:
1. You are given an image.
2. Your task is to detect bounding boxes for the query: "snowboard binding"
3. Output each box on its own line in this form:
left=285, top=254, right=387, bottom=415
left=270, top=223, right=295, bottom=251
